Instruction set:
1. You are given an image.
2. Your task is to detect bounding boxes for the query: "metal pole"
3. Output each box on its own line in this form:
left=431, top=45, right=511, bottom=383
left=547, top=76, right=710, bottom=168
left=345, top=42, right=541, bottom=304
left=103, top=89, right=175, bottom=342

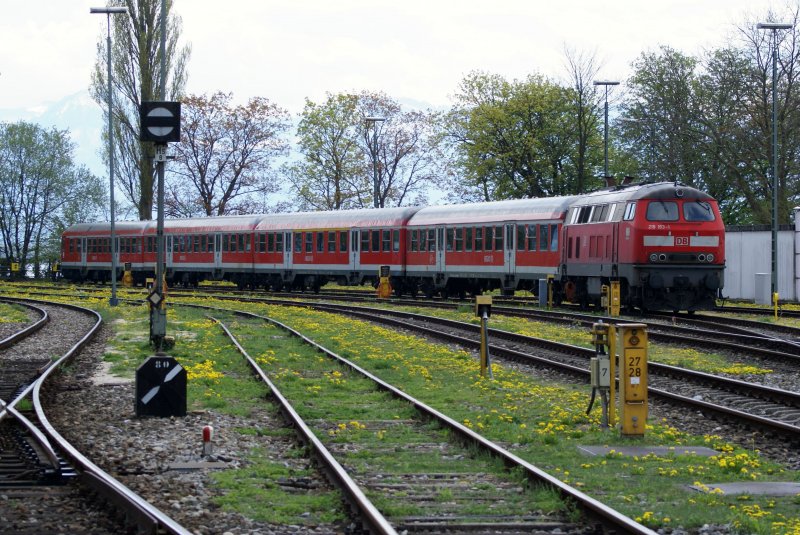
left=603, top=86, right=609, bottom=179
left=372, top=124, right=379, bottom=208
left=151, top=0, right=168, bottom=349
left=771, top=30, right=779, bottom=297
left=106, top=13, right=118, bottom=307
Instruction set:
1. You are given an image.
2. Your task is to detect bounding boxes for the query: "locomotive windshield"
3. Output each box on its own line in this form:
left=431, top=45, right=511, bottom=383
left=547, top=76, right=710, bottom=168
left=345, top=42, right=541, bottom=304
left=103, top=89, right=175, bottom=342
left=683, top=201, right=716, bottom=221
left=646, top=201, right=679, bottom=221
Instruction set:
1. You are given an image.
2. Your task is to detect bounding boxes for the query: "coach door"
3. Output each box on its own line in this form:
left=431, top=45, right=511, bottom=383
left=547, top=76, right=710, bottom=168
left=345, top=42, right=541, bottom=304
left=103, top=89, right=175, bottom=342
left=505, top=223, right=516, bottom=274
left=350, top=230, right=359, bottom=271
left=165, top=235, right=174, bottom=269
left=435, top=227, right=445, bottom=271
left=283, top=232, right=292, bottom=270
left=214, top=234, right=222, bottom=270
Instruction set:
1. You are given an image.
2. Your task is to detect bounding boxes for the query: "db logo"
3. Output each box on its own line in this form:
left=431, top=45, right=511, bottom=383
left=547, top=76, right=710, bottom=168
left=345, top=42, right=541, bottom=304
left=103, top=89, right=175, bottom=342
left=675, top=237, right=689, bottom=246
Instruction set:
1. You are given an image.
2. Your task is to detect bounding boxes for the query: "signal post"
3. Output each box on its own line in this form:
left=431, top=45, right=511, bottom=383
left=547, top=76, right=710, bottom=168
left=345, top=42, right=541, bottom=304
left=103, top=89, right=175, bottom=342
left=140, top=101, right=181, bottom=351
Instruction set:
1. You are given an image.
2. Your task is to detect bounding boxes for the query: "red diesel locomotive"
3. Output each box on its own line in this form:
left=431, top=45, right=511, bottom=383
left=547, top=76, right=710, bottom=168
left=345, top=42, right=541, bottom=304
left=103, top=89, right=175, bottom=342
left=61, top=181, right=725, bottom=312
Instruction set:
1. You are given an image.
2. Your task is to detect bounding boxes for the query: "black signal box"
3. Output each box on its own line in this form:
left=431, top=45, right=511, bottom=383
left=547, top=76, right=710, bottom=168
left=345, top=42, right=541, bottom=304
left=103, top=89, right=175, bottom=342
left=135, top=355, right=186, bottom=417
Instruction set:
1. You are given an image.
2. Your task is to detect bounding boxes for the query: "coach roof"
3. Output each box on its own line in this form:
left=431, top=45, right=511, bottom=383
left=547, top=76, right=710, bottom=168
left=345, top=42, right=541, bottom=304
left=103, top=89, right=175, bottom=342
left=408, top=196, right=579, bottom=226
left=255, top=207, right=422, bottom=231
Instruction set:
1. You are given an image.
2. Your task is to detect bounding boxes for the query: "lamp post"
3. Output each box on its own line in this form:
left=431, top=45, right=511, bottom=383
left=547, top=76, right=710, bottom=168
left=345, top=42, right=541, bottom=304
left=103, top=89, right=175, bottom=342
left=91, top=6, right=128, bottom=306
left=365, top=117, right=385, bottom=208
left=757, top=21, right=793, bottom=298
left=594, top=80, right=620, bottom=180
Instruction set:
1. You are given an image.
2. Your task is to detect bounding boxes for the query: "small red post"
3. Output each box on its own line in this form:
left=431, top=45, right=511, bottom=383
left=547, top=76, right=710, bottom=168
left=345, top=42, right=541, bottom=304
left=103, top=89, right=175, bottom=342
left=202, top=425, right=213, bottom=456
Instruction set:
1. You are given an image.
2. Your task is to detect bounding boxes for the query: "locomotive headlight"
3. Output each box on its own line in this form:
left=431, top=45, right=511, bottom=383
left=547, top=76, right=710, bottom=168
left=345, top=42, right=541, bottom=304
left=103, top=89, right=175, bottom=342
left=659, top=254, right=667, bottom=262
left=706, top=253, right=714, bottom=262
left=649, top=253, right=658, bottom=262
left=697, top=254, right=706, bottom=262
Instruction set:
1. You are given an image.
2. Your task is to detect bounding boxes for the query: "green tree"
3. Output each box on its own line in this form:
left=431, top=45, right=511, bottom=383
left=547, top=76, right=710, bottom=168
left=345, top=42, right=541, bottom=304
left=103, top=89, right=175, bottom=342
left=0, top=122, right=105, bottom=276
left=168, top=92, right=290, bottom=216
left=286, top=93, right=367, bottom=210
left=445, top=71, right=582, bottom=201
left=563, top=46, right=604, bottom=192
left=357, top=91, right=444, bottom=208
left=91, top=0, right=190, bottom=220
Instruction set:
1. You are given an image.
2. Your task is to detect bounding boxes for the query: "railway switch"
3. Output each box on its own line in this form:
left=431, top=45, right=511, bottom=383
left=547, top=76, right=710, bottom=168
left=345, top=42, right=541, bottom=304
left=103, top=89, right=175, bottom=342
left=618, top=323, right=648, bottom=436
left=475, top=295, right=493, bottom=378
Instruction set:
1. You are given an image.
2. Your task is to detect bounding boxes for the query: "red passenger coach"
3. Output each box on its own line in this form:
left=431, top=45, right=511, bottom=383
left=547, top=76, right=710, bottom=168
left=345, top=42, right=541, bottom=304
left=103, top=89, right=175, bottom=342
left=158, top=215, right=262, bottom=287
left=61, top=221, right=145, bottom=282
left=404, top=197, right=578, bottom=297
left=253, top=207, right=421, bottom=292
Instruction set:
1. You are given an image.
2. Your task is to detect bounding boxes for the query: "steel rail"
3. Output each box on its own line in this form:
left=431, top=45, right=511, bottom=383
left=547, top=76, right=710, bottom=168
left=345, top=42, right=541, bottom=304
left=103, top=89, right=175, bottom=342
left=182, top=303, right=656, bottom=535
left=211, top=316, right=399, bottom=535
left=1, top=297, right=193, bottom=535
left=304, top=303, right=800, bottom=442
left=0, top=299, right=50, bottom=349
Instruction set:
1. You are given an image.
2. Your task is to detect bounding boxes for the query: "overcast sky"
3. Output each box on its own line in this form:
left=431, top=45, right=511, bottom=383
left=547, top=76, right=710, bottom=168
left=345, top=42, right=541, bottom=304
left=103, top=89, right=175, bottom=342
left=0, top=0, right=785, bottom=116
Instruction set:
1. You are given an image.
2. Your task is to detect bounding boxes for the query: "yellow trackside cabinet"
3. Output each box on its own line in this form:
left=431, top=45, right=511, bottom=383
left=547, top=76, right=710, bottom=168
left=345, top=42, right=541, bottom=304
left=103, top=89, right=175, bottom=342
left=618, top=323, right=648, bottom=436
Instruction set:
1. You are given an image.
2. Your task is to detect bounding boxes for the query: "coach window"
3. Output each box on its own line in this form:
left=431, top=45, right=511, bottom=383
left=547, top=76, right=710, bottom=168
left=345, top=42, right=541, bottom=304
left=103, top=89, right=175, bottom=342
left=527, top=225, right=537, bottom=251
left=418, top=229, right=426, bottom=251
left=339, top=231, right=348, bottom=252
left=623, top=202, right=636, bottom=221
left=550, top=224, right=558, bottom=251
left=393, top=230, right=400, bottom=252
left=314, top=232, right=321, bottom=253
left=516, top=226, right=526, bottom=251
left=646, top=201, right=678, bottom=221
left=360, top=230, right=370, bottom=252
left=494, top=226, right=503, bottom=250
left=369, top=230, right=378, bottom=252
left=222, top=234, right=229, bottom=252
left=193, top=235, right=200, bottom=253
left=464, top=228, right=473, bottom=252
left=454, top=227, right=464, bottom=252
left=539, top=225, right=549, bottom=253
left=274, top=233, right=283, bottom=252
left=293, top=233, right=302, bottom=253
left=410, top=230, right=418, bottom=252
left=484, top=228, right=493, bottom=251
left=446, top=228, right=454, bottom=251
left=266, top=233, right=274, bottom=252
left=327, top=232, right=335, bottom=252
left=474, top=228, right=483, bottom=251
left=427, top=229, right=435, bottom=251
left=684, top=200, right=715, bottom=221
left=304, top=232, right=313, bottom=253
left=382, top=230, right=391, bottom=252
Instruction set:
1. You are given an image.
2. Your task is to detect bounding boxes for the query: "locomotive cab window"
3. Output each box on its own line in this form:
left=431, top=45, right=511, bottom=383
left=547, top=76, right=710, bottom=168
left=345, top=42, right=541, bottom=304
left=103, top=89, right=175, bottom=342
left=623, top=202, right=636, bottom=221
left=683, top=201, right=715, bottom=221
left=646, top=201, right=679, bottom=221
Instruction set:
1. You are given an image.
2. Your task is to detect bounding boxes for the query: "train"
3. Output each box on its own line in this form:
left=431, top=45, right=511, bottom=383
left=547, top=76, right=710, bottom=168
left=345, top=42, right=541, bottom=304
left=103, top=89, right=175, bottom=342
left=60, top=180, right=726, bottom=312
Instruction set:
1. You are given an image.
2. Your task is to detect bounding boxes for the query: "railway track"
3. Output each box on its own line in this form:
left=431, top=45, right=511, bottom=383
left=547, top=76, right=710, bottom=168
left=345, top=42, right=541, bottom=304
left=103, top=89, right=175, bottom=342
left=0, top=297, right=191, bottom=535
left=210, top=297, right=800, bottom=446
left=195, top=304, right=655, bottom=535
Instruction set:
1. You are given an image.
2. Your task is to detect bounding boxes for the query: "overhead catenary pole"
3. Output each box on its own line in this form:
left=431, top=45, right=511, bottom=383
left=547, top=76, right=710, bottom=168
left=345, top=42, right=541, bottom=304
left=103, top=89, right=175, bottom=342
left=593, top=80, right=619, bottom=180
left=757, top=21, right=793, bottom=299
left=90, top=6, right=128, bottom=307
